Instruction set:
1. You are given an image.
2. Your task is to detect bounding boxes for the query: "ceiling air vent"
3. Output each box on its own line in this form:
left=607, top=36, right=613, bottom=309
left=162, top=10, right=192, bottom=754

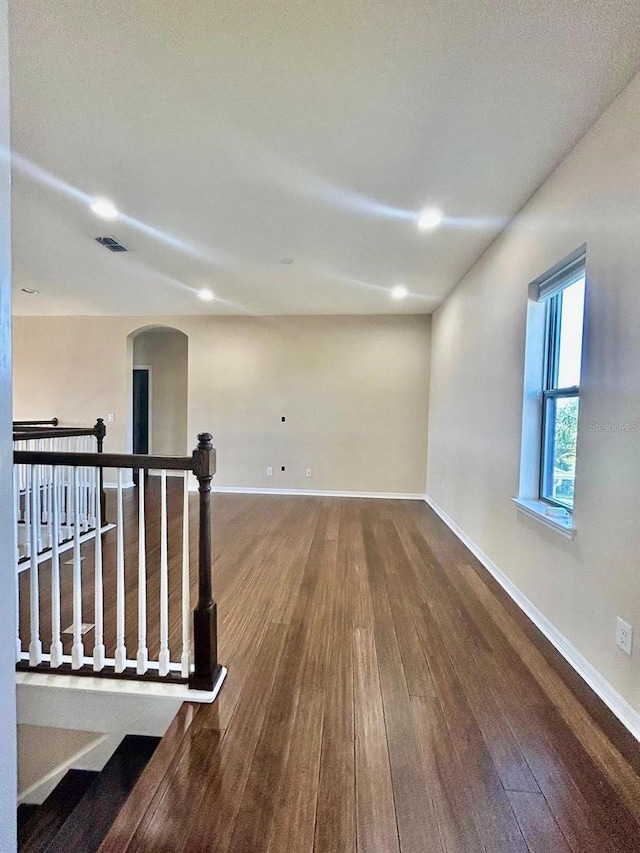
left=95, top=236, right=128, bottom=252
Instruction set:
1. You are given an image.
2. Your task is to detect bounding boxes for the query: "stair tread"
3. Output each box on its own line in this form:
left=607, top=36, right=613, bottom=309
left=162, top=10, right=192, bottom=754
left=42, top=735, right=160, bottom=853
left=19, top=770, right=98, bottom=853
left=17, top=804, right=39, bottom=837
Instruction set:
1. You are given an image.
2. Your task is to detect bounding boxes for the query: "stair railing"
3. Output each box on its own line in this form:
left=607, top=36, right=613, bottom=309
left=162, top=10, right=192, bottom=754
left=13, top=419, right=107, bottom=567
left=13, top=417, right=60, bottom=427
left=13, top=433, right=221, bottom=693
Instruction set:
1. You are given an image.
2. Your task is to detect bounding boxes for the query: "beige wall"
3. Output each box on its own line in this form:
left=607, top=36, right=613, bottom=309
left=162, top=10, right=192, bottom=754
left=427, top=75, right=640, bottom=714
left=17, top=725, right=100, bottom=793
left=133, top=328, right=188, bottom=455
left=13, top=314, right=431, bottom=494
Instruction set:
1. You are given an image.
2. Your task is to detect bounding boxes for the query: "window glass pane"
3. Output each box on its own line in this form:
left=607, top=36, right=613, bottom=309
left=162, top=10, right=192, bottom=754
left=557, top=276, right=585, bottom=388
left=543, top=396, right=579, bottom=509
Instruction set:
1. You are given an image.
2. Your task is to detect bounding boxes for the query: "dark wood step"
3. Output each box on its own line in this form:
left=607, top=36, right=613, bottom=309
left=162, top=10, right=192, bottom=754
left=19, top=770, right=98, bottom=853
left=41, top=735, right=160, bottom=853
left=17, top=804, right=39, bottom=838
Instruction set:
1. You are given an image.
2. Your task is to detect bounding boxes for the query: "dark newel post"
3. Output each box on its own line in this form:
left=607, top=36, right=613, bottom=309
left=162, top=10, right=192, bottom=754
left=95, top=418, right=107, bottom=524
left=189, top=432, right=220, bottom=691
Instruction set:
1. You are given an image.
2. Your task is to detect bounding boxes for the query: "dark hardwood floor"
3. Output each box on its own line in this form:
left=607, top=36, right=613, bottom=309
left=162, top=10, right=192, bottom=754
left=21, top=490, right=640, bottom=852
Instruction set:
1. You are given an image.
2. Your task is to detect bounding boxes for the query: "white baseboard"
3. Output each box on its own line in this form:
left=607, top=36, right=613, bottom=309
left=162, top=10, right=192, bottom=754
left=193, top=485, right=424, bottom=500
left=424, top=494, right=640, bottom=742
left=107, top=473, right=423, bottom=501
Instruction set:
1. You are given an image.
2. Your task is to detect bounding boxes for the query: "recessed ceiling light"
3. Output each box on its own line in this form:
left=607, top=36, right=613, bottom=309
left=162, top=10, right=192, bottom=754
left=198, top=288, right=215, bottom=302
left=417, top=207, right=443, bottom=231
left=391, top=284, right=408, bottom=300
left=90, top=198, right=119, bottom=220
left=21, top=287, right=40, bottom=295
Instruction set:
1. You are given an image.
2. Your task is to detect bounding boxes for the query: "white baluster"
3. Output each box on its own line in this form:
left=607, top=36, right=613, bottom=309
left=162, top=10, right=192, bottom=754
left=79, top=464, right=85, bottom=531
left=158, top=470, right=170, bottom=676
left=21, top=461, right=27, bottom=520
left=82, top=460, right=89, bottom=531
left=136, top=472, right=148, bottom=674
left=34, top=442, right=41, bottom=549
left=40, top=456, right=48, bottom=525
left=59, top=438, right=66, bottom=525
left=46, top=463, right=54, bottom=548
left=24, top=455, right=31, bottom=558
left=13, top=465, right=21, bottom=564
left=88, top=453, right=97, bottom=529
left=35, top=460, right=43, bottom=554
left=65, top=461, right=73, bottom=540
left=71, top=467, right=84, bottom=669
left=46, top=458, right=53, bottom=526
left=85, top=464, right=90, bottom=530
left=115, top=468, right=127, bottom=672
left=93, top=466, right=106, bottom=671
left=181, top=472, right=191, bottom=678
left=13, top=466, right=22, bottom=662
left=49, top=467, right=63, bottom=667
left=29, top=467, right=42, bottom=665
left=78, top=454, right=84, bottom=531
left=22, top=458, right=28, bottom=532
left=58, top=464, right=65, bottom=545
left=43, top=464, right=50, bottom=547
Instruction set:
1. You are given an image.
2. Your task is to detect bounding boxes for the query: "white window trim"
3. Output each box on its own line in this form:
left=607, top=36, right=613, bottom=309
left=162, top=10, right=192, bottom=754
left=511, top=497, right=576, bottom=539
left=514, top=245, right=586, bottom=539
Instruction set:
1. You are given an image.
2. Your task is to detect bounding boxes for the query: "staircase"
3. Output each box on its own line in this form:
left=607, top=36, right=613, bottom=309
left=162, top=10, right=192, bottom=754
left=17, top=735, right=159, bottom=853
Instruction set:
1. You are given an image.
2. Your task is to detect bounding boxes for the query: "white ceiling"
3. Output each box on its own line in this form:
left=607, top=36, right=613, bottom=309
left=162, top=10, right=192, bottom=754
left=9, top=0, right=640, bottom=316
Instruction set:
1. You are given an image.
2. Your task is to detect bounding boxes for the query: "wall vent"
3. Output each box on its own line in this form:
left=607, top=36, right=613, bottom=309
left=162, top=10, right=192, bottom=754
left=95, top=236, right=128, bottom=252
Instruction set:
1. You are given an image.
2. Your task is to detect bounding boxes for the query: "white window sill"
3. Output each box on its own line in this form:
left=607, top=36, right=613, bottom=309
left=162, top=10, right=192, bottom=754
left=512, top=498, right=576, bottom=540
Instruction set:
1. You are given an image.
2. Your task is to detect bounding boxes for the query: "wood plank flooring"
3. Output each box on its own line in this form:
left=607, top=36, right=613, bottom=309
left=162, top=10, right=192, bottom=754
left=25, top=490, right=640, bottom=852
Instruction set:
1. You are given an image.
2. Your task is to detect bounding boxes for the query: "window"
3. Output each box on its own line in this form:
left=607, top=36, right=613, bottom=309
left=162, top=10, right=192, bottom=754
left=540, top=268, right=586, bottom=511
left=514, top=246, right=586, bottom=536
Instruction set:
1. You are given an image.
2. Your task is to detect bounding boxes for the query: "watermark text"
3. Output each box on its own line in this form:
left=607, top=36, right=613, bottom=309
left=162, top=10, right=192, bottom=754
left=589, top=421, right=638, bottom=432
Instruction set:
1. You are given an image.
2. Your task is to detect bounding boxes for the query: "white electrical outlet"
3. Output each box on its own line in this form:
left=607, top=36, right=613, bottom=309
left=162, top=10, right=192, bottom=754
left=616, top=617, right=633, bottom=655
left=266, top=467, right=273, bottom=476
left=107, top=412, right=116, bottom=423
left=306, top=468, right=312, bottom=478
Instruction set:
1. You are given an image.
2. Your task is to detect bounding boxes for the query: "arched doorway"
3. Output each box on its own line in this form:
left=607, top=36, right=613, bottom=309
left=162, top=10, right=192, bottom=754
left=128, top=326, right=189, bottom=457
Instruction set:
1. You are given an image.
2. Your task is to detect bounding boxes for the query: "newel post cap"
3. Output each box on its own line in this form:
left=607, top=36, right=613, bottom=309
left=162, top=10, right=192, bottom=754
left=197, top=432, right=213, bottom=450
left=194, top=433, right=216, bottom=479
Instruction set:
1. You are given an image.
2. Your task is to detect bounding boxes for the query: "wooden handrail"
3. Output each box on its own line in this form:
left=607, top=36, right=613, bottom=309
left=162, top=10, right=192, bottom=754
left=14, top=427, right=101, bottom=438
left=13, top=417, right=59, bottom=427
left=13, top=418, right=106, bottom=444
left=13, top=450, right=196, bottom=470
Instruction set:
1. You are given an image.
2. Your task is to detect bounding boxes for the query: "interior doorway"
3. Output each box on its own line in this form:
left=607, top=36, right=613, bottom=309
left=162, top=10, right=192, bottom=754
left=129, top=326, right=189, bottom=460
left=132, top=367, right=150, bottom=454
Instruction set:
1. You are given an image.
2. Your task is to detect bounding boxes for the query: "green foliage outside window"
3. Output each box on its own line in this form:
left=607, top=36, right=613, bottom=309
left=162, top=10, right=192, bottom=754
left=554, top=398, right=578, bottom=472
